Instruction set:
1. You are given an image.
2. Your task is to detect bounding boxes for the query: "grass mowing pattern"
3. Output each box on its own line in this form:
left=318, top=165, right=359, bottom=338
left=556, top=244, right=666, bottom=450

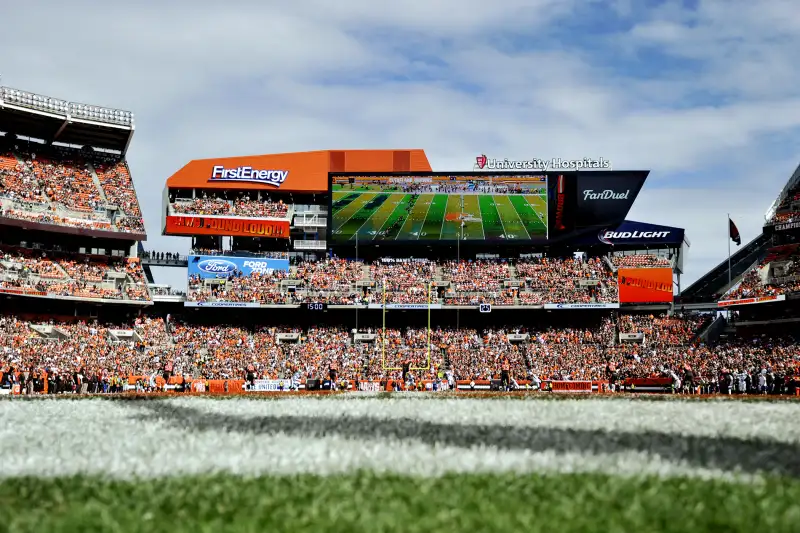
left=4, top=473, right=800, bottom=533
left=331, top=189, right=547, bottom=242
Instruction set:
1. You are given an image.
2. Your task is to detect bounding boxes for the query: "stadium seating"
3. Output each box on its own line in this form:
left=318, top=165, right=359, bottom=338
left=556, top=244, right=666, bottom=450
left=185, top=256, right=624, bottom=306
left=1, top=313, right=796, bottom=393
left=171, top=196, right=289, bottom=218
left=726, top=244, right=800, bottom=300
left=767, top=184, right=800, bottom=225
left=0, top=248, right=150, bottom=302
left=611, top=254, right=671, bottom=268
left=0, top=149, right=144, bottom=234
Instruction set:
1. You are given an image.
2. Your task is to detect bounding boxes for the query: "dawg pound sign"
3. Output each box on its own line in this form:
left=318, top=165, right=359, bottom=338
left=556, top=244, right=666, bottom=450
left=583, top=189, right=630, bottom=201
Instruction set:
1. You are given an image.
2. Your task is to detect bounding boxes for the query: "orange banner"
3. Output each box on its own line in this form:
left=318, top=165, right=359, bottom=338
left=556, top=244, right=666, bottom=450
left=545, top=380, right=593, bottom=392
left=164, top=215, right=290, bottom=238
left=618, top=267, right=673, bottom=303
left=717, top=294, right=785, bottom=307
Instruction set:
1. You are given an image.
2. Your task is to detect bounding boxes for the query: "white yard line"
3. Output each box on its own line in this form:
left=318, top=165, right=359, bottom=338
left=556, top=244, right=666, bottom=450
left=374, top=193, right=408, bottom=239
left=416, top=194, right=435, bottom=240
left=1, top=397, right=795, bottom=481
left=349, top=192, right=396, bottom=241
left=530, top=193, right=548, bottom=239
left=395, top=194, right=430, bottom=240
left=332, top=192, right=376, bottom=233
left=500, top=195, right=532, bottom=240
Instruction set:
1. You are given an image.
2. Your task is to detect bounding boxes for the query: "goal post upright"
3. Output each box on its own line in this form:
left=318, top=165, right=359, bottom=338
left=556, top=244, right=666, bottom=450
left=410, top=280, right=432, bottom=371
left=381, top=278, right=400, bottom=371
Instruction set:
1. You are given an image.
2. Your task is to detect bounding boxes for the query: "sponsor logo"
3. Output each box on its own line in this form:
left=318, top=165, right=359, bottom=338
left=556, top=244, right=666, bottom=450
left=358, top=382, right=381, bottom=392
left=476, top=157, right=611, bottom=171
left=210, top=166, right=288, bottom=187
left=775, top=221, right=800, bottom=231
left=241, top=260, right=278, bottom=275
left=197, top=259, right=237, bottom=274
left=554, top=174, right=566, bottom=230
left=547, top=303, right=620, bottom=309
left=582, top=189, right=630, bottom=201
left=598, top=229, right=670, bottom=244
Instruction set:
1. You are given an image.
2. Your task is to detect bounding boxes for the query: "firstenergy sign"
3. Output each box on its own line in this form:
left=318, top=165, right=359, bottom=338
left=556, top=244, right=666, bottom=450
left=210, top=166, right=288, bottom=187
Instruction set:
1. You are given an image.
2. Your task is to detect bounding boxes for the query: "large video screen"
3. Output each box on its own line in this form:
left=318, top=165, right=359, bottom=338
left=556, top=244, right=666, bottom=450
left=330, top=174, right=548, bottom=242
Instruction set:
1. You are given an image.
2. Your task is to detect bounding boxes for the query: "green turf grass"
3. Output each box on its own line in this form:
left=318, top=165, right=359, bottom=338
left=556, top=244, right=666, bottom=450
left=4, top=472, right=799, bottom=533
left=478, top=195, right=505, bottom=239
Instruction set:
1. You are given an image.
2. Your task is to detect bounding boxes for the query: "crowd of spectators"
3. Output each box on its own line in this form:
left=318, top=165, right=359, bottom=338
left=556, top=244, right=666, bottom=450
left=611, top=254, right=671, bottom=268
left=726, top=246, right=800, bottom=300
left=2, top=313, right=796, bottom=394
left=94, top=163, right=141, bottom=217
left=517, top=257, right=618, bottom=303
left=184, top=257, right=626, bottom=306
left=342, top=181, right=544, bottom=195
left=0, top=150, right=144, bottom=234
left=172, top=195, right=289, bottom=218
left=0, top=249, right=150, bottom=302
left=767, top=185, right=800, bottom=225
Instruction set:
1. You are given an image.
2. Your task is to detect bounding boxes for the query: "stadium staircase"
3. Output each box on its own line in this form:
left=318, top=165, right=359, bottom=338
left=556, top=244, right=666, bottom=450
left=678, top=232, right=772, bottom=303
left=696, top=314, right=726, bottom=344
left=86, top=163, right=109, bottom=204
left=52, top=262, right=70, bottom=279
left=603, top=255, right=617, bottom=273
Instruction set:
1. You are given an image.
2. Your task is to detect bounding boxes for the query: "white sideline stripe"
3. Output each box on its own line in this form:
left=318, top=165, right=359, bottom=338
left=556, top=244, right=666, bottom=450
left=161, top=396, right=800, bottom=445
left=0, top=398, right=791, bottom=481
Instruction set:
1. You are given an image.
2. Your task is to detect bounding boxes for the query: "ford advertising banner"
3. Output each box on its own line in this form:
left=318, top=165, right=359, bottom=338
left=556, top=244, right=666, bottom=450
left=188, top=255, right=290, bottom=280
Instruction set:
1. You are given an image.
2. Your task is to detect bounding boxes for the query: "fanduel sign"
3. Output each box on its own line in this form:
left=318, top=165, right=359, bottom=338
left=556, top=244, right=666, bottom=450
left=210, top=166, right=288, bottom=187
left=583, top=189, right=630, bottom=201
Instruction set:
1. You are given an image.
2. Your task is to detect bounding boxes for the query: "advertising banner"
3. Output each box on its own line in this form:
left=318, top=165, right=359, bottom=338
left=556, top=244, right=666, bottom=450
left=184, top=302, right=261, bottom=308
left=165, top=215, right=290, bottom=238
left=774, top=221, right=800, bottom=232
left=248, top=379, right=296, bottom=392
left=543, top=303, right=620, bottom=309
left=717, top=294, right=786, bottom=307
left=188, top=255, right=290, bottom=279
left=575, top=171, right=647, bottom=229
left=367, top=303, right=443, bottom=310
left=575, top=220, right=685, bottom=247
left=618, top=268, right=673, bottom=303
left=619, top=333, right=645, bottom=341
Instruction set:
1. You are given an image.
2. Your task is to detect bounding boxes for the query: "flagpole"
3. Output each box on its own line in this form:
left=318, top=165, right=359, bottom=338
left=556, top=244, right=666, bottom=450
left=727, top=214, right=732, bottom=289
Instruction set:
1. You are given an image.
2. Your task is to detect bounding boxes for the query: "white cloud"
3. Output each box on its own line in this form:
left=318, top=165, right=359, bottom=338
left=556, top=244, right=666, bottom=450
left=2, top=0, right=799, bottom=293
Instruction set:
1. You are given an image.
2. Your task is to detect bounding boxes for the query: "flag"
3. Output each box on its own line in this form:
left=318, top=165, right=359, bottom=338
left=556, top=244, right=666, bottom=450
left=729, top=218, right=741, bottom=246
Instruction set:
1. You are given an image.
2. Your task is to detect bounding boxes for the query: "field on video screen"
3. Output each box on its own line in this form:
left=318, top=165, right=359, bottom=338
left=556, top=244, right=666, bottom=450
left=331, top=179, right=548, bottom=242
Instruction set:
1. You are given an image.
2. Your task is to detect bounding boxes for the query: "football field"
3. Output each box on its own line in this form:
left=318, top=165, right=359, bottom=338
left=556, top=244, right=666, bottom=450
left=2, top=394, right=799, bottom=533
left=331, top=187, right=548, bottom=241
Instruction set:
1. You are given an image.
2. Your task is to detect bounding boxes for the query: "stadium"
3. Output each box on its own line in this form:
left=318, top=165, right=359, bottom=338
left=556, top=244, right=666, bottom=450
left=1, top=83, right=799, bottom=532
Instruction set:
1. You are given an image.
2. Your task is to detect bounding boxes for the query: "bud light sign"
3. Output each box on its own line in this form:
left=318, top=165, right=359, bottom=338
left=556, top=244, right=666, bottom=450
left=188, top=255, right=290, bottom=280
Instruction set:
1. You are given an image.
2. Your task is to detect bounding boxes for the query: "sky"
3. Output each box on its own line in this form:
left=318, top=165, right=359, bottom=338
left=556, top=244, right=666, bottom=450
left=3, top=0, right=800, bottom=292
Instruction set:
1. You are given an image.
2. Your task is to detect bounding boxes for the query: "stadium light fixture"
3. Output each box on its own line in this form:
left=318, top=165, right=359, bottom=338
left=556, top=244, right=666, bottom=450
left=2, top=85, right=132, bottom=126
